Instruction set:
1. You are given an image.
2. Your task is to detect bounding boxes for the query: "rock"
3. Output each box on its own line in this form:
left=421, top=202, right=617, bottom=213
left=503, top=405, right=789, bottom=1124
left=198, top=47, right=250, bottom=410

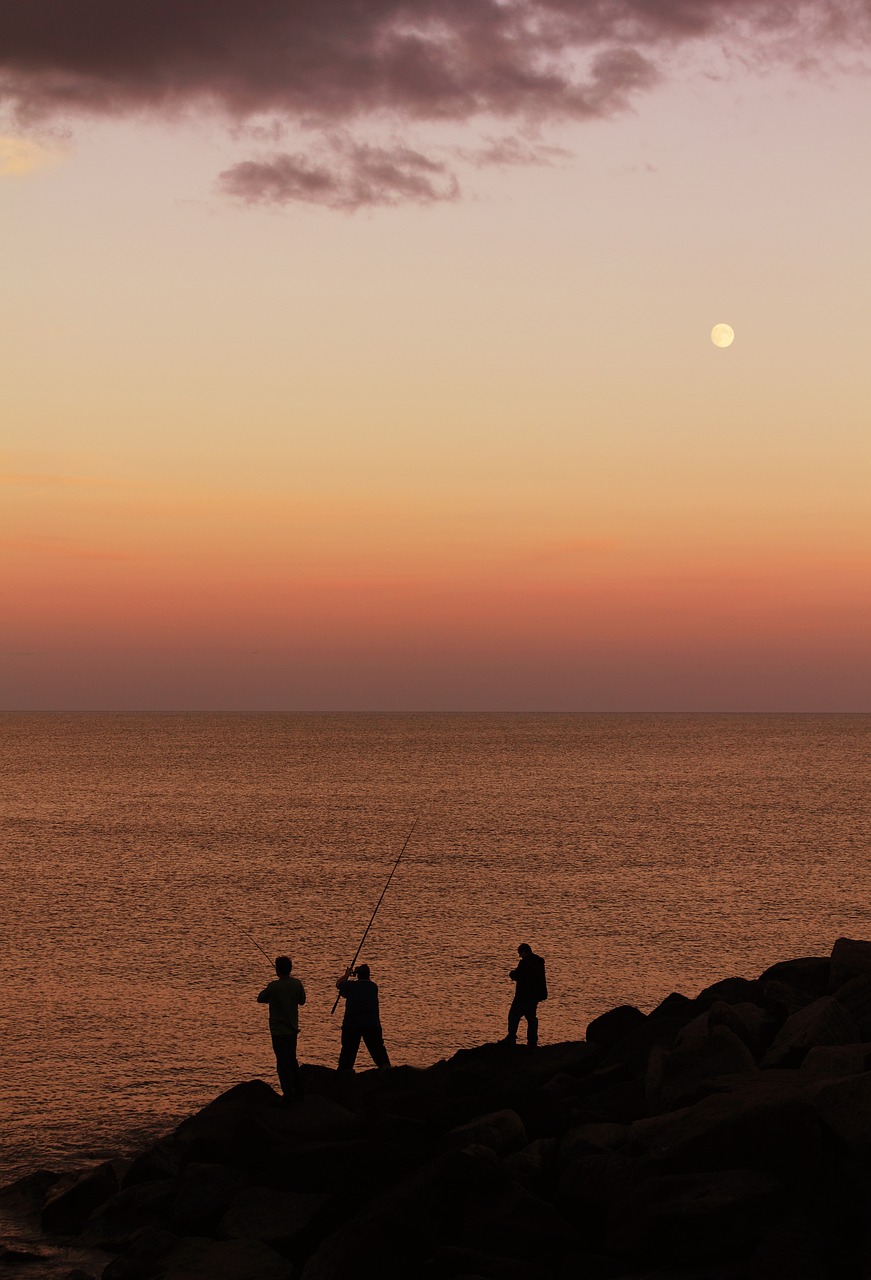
left=423, top=1244, right=542, bottom=1278
left=102, top=1227, right=177, bottom=1280
left=806, top=1071, right=871, bottom=1151
left=169, top=1163, right=248, bottom=1233
left=708, top=1001, right=776, bottom=1060
left=172, top=1080, right=282, bottom=1168
left=628, top=1081, right=822, bottom=1180
left=578, top=1075, right=648, bottom=1125
left=605, top=1168, right=782, bottom=1261
left=830, top=937, right=871, bottom=990
left=459, top=1178, right=577, bottom=1265
left=447, top=1110, right=526, bottom=1156
left=83, top=1178, right=177, bottom=1247
left=758, top=957, right=830, bottom=1002
left=758, top=979, right=812, bottom=1020
left=646, top=1021, right=758, bottom=1113
left=586, top=1006, right=647, bottom=1052
left=41, top=1162, right=119, bottom=1235
left=695, top=977, right=764, bottom=1009
left=595, top=1016, right=688, bottom=1079
left=255, top=1095, right=360, bottom=1145
left=747, top=1214, right=828, bottom=1279
left=761, top=997, right=860, bottom=1068
left=648, top=992, right=695, bottom=1021
left=150, top=1235, right=294, bottom=1280
left=122, top=1144, right=180, bottom=1190
left=557, top=1122, right=629, bottom=1170
left=500, top=1138, right=558, bottom=1190
left=301, top=1148, right=510, bottom=1280
left=829, top=974, right=871, bottom=1038
left=218, top=1187, right=328, bottom=1247
left=800, top=1043, right=870, bottom=1077
left=557, top=1148, right=636, bottom=1220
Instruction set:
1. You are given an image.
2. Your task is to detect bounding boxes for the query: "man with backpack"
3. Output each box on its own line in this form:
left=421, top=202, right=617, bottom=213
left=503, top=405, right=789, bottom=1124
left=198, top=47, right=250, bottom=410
left=505, top=942, right=547, bottom=1048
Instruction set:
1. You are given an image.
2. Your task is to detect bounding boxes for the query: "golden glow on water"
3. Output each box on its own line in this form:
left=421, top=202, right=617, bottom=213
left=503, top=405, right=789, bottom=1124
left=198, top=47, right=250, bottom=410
left=1, top=713, right=870, bottom=1179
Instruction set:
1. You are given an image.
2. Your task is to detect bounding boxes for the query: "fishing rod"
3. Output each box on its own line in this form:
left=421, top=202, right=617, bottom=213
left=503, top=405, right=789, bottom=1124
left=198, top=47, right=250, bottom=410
left=331, top=815, right=420, bottom=1015
left=225, top=915, right=273, bottom=966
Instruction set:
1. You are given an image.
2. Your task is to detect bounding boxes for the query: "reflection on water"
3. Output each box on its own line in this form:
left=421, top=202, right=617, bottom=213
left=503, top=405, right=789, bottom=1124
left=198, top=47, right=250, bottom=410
left=1, top=713, right=869, bottom=1180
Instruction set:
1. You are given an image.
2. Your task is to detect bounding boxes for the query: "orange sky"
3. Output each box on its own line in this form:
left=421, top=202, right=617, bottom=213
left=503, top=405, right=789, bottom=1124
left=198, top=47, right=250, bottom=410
left=2, top=8, right=870, bottom=708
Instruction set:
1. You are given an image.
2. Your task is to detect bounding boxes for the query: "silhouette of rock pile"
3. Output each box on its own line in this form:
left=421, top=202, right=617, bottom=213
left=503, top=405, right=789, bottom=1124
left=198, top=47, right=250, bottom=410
left=9, top=937, right=871, bottom=1279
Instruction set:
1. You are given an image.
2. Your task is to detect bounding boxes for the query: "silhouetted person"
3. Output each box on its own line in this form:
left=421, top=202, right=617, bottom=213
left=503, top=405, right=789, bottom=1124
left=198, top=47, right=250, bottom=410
left=335, top=963, right=391, bottom=1071
left=505, top=943, right=547, bottom=1048
left=257, top=955, right=306, bottom=1102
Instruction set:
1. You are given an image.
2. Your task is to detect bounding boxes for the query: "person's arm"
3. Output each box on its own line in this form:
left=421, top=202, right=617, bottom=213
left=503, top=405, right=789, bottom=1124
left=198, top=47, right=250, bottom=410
left=256, top=986, right=270, bottom=1003
left=297, top=981, right=306, bottom=1006
left=335, top=966, right=354, bottom=991
left=509, top=967, right=518, bottom=981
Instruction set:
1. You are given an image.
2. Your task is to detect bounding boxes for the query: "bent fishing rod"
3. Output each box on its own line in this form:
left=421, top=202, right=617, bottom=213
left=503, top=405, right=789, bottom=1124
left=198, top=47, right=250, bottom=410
left=331, top=815, right=419, bottom=1015
left=225, top=914, right=273, bottom=966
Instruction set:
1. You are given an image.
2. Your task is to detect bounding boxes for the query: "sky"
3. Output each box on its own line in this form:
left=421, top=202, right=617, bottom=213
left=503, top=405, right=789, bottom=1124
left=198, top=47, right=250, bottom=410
left=2, top=0, right=870, bottom=711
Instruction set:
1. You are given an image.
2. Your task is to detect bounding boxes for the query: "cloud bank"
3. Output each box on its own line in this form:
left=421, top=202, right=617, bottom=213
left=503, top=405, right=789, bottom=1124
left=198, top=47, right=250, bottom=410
left=1, top=0, right=867, bottom=207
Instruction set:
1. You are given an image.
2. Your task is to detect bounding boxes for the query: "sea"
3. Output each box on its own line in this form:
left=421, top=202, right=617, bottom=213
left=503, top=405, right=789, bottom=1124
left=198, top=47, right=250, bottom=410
left=1, top=713, right=869, bottom=1188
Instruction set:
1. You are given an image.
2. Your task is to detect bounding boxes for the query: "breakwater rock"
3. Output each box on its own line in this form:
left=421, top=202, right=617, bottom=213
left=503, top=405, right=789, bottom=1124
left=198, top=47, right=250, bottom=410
left=9, top=937, right=871, bottom=1279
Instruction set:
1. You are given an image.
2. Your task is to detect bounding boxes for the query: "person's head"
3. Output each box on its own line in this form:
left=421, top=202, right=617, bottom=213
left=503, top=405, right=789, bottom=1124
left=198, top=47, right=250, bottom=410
left=275, top=955, right=293, bottom=977
left=517, top=943, right=532, bottom=957
left=355, top=963, right=371, bottom=981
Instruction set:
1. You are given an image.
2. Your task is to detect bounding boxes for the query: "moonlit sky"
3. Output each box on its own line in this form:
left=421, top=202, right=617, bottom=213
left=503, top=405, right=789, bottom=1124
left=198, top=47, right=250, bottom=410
left=2, top=1, right=870, bottom=711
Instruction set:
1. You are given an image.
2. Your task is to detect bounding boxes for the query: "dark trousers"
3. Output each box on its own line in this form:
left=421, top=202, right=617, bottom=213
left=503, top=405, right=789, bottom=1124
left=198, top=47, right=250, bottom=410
left=271, top=1031, right=302, bottom=1099
left=507, top=998, right=539, bottom=1047
left=338, top=1023, right=391, bottom=1071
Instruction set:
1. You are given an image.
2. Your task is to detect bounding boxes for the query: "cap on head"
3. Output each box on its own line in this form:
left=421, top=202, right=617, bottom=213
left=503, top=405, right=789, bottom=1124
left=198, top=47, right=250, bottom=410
left=517, top=943, right=532, bottom=956
left=356, top=963, right=371, bottom=980
left=275, top=955, right=293, bottom=977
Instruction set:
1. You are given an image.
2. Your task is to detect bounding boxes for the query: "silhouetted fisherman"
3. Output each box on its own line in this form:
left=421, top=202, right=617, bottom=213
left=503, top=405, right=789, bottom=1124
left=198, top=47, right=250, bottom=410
left=257, top=955, right=306, bottom=1102
left=335, top=963, right=391, bottom=1071
left=505, top=943, right=547, bottom=1048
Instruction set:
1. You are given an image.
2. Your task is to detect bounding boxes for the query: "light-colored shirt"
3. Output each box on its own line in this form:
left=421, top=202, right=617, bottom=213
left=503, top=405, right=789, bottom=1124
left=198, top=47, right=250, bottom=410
left=257, top=975, right=306, bottom=1034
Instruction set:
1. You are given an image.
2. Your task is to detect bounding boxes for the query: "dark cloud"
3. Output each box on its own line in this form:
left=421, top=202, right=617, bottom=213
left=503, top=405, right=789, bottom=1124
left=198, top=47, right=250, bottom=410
left=456, top=134, right=573, bottom=168
left=220, top=136, right=460, bottom=210
left=1, top=0, right=867, bottom=206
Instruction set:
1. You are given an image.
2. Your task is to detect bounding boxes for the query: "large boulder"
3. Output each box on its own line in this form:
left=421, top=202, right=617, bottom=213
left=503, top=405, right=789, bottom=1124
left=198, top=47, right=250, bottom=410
left=585, top=1006, right=647, bottom=1052
left=172, top=1081, right=282, bottom=1168
left=169, top=1163, right=248, bottom=1233
left=829, top=938, right=871, bottom=991
left=627, top=1081, right=822, bottom=1180
left=299, top=1148, right=497, bottom=1280
left=41, top=1162, right=119, bottom=1235
left=218, top=1187, right=329, bottom=1249
left=695, top=977, right=764, bottom=1010
left=761, top=997, right=860, bottom=1068
left=83, top=1178, right=178, bottom=1247
left=447, top=1110, right=526, bottom=1156
left=500, top=1137, right=558, bottom=1191
left=149, top=1235, right=294, bottom=1280
left=758, top=957, right=830, bottom=1003
left=605, top=1168, right=782, bottom=1262
left=829, top=974, right=871, bottom=1039
left=707, top=1001, right=777, bottom=1060
left=646, top=1019, right=757, bottom=1113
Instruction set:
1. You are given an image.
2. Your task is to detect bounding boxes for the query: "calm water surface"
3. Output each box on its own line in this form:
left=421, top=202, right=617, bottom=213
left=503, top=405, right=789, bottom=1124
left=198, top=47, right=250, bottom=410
left=1, top=713, right=869, bottom=1183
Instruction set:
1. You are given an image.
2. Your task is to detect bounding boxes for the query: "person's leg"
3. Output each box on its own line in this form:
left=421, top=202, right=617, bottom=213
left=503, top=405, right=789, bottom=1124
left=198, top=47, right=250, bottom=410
left=506, top=999, right=522, bottom=1043
left=525, top=1001, right=539, bottom=1049
left=338, top=1027, right=362, bottom=1071
left=271, top=1033, right=296, bottom=1097
left=361, top=1025, right=391, bottom=1068
left=287, top=1028, right=303, bottom=1099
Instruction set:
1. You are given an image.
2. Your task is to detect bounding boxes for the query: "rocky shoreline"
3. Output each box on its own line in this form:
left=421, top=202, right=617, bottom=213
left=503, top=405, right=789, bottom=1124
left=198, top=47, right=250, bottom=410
left=5, top=937, right=871, bottom=1279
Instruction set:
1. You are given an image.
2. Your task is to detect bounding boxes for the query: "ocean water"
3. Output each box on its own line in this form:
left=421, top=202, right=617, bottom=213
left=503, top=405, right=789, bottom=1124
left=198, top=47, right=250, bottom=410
left=1, top=712, right=869, bottom=1184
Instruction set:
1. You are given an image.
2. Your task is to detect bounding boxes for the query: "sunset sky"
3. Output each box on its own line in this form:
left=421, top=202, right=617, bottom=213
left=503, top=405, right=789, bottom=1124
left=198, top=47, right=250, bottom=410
left=2, top=0, right=869, bottom=711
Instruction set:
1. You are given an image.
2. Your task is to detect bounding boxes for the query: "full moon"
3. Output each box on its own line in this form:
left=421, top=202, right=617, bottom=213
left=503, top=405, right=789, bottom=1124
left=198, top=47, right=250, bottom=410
left=711, top=323, right=735, bottom=348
